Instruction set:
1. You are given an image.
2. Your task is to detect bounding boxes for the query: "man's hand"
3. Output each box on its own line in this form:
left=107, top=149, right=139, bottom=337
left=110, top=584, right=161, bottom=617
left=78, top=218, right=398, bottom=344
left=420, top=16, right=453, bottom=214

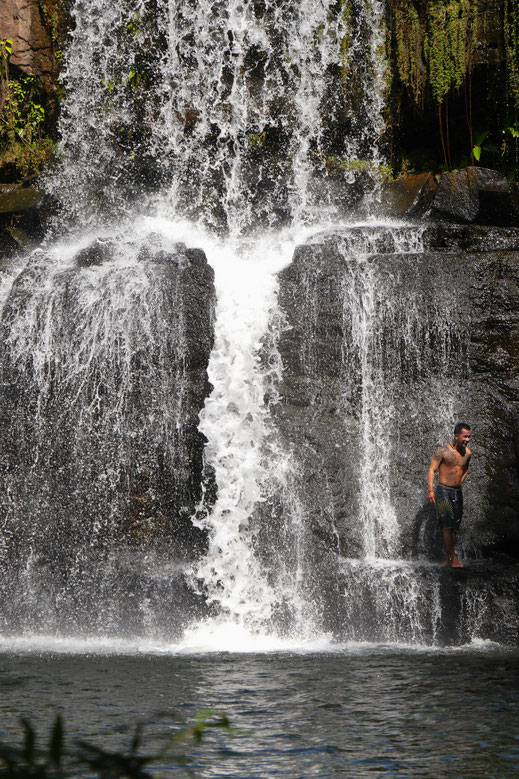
left=428, top=490, right=435, bottom=504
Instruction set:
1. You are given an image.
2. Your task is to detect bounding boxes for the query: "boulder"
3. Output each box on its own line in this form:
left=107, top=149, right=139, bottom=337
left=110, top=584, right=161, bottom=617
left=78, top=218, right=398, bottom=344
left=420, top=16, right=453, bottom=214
left=272, top=222, right=519, bottom=643
left=275, top=225, right=519, bottom=561
left=0, top=236, right=216, bottom=634
left=380, top=172, right=438, bottom=218
left=0, top=184, right=45, bottom=260
left=431, top=167, right=519, bottom=226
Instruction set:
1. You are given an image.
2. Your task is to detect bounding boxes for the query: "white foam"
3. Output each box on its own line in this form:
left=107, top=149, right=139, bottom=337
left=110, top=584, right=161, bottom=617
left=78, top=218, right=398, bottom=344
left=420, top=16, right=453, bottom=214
left=0, top=631, right=510, bottom=657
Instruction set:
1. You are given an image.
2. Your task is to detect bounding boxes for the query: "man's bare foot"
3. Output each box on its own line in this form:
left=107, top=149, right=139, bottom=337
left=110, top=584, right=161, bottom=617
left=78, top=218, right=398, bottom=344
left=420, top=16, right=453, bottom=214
left=442, top=557, right=451, bottom=566
left=451, top=555, right=463, bottom=568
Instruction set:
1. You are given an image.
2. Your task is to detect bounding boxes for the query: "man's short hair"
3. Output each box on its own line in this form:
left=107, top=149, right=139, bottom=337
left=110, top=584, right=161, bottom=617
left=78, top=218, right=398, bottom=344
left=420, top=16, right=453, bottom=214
left=454, top=422, right=471, bottom=436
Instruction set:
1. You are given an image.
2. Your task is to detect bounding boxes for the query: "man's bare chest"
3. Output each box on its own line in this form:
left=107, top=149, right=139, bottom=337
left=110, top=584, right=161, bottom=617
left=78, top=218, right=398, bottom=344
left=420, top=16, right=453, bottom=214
left=442, top=446, right=468, bottom=468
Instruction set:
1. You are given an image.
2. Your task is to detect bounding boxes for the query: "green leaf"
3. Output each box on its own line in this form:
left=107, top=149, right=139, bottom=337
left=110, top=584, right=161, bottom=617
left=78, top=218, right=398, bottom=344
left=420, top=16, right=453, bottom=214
left=474, top=129, right=489, bottom=146
left=472, top=145, right=481, bottom=161
left=21, top=719, right=35, bottom=764
left=49, top=715, right=63, bottom=766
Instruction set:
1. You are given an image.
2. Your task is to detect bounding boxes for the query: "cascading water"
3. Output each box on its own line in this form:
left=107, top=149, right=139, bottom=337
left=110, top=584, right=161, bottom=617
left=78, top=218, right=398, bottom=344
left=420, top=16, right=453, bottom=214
left=49, top=0, right=387, bottom=234
left=1, top=0, right=510, bottom=649
left=273, top=225, right=481, bottom=644
left=0, top=228, right=214, bottom=636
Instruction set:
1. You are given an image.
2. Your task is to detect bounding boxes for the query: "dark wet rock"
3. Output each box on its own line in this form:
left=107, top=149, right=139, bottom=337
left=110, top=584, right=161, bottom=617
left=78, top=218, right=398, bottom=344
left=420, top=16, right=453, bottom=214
left=421, top=224, right=519, bottom=253
left=0, top=237, right=216, bottom=632
left=274, top=225, right=519, bottom=564
left=437, top=559, right=519, bottom=646
left=381, top=169, right=519, bottom=228
left=0, top=227, right=20, bottom=263
left=431, top=167, right=519, bottom=226
left=327, top=558, right=519, bottom=646
left=381, top=172, right=439, bottom=218
left=274, top=223, right=519, bottom=643
left=75, top=240, right=112, bottom=268
left=0, top=185, right=46, bottom=261
left=0, top=185, right=44, bottom=214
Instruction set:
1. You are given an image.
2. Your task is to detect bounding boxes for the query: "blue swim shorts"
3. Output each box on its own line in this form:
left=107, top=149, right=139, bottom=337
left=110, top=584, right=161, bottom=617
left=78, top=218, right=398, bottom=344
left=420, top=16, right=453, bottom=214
left=435, top=483, right=463, bottom=533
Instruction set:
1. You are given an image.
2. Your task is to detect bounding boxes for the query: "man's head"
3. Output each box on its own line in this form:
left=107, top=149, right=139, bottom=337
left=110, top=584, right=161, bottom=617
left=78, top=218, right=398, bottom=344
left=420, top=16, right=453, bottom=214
left=453, top=422, right=471, bottom=452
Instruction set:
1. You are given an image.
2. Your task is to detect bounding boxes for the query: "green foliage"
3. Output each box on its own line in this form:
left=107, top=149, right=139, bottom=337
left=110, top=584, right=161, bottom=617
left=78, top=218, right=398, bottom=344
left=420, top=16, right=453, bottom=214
left=392, top=0, right=478, bottom=107
left=0, top=41, right=56, bottom=180
left=326, top=155, right=393, bottom=181
left=338, top=0, right=354, bottom=84
left=126, top=13, right=143, bottom=36
left=41, top=3, right=63, bottom=60
left=0, top=711, right=232, bottom=778
left=424, top=0, right=477, bottom=105
left=394, top=3, right=424, bottom=103
left=247, top=131, right=266, bottom=148
left=504, top=121, right=519, bottom=139
left=471, top=129, right=497, bottom=162
left=0, top=39, right=13, bottom=62
left=126, top=69, right=143, bottom=89
left=4, top=74, right=45, bottom=145
left=504, top=0, right=519, bottom=107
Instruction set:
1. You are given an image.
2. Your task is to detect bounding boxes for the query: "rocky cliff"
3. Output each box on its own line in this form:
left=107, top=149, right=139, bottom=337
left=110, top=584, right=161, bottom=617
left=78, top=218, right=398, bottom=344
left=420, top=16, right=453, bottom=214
left=0, top=236, right=216, bottom=634
left=275, top=223, right=519, bottom=561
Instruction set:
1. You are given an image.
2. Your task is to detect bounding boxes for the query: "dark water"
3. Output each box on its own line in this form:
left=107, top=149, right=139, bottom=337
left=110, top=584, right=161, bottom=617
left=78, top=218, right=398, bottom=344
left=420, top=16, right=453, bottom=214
left=1, top=645, right=518, bottom=777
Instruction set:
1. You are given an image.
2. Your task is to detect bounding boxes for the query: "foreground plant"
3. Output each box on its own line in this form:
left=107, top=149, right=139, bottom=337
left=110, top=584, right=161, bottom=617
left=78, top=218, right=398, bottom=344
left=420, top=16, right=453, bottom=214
left=0, top=710, right=232, bottom=778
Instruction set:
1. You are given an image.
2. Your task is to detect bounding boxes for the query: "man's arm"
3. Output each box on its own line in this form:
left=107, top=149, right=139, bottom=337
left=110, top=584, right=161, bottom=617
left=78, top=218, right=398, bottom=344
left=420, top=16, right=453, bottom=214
left=460, top=451, right=471, bottom=484
left=427, top=448, right=443, bottom=503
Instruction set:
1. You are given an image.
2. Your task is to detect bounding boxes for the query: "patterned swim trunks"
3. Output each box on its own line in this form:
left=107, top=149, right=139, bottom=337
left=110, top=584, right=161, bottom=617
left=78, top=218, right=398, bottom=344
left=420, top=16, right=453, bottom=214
left=435, top=483, right=463, bottom=532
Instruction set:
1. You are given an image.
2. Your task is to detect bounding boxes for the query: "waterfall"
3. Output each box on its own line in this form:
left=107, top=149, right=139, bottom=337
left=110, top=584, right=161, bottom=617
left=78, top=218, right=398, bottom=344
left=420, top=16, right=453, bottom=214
left=0, top=224, right=215, bottom=636
left=48, top=0, right=387, bottom=234
left=2, top=0, right=512, bottom=649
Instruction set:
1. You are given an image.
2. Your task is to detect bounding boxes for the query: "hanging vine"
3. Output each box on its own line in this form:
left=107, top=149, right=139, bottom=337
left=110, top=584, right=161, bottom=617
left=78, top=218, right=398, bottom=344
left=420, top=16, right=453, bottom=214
left=504, top=0, right=519, bottom=107
left=394, top=3, right=424, bottom=106
left=389, top=0, right=479, bottom=168
left=390, top=0, right=478, bottom=107
left=424, top=0, right=477, bottom=105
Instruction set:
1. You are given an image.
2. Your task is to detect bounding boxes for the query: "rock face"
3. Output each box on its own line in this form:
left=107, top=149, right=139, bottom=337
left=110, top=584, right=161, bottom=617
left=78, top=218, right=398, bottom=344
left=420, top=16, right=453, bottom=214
left=0, top=0, right=63, bottom=156
left=0, top=236, right=215, bottom=635
left=0, top=0, right=56, bottom=78
left=431, top=168, right=519, bottom=226
left=0, top=184, right=45, bottom=262
left=275, top=223, right=519, bottom=559
left=273, top=223, right=519, bottom=643
left=381, top=168, right=519, bottom=226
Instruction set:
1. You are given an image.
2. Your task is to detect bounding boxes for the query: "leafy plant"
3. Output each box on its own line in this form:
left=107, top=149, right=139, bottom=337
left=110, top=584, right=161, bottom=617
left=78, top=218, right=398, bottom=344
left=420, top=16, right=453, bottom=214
left=0, top=711, right=232, bottom=778
left=472, top=130, right=497, bottom=162
left=0, top=40, right=56, bottom=180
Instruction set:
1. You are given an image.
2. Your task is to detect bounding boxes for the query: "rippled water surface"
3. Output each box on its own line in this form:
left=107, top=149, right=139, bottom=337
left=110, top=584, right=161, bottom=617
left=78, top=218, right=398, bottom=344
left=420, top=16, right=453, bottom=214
left=1, top=644, right=518, bottom=777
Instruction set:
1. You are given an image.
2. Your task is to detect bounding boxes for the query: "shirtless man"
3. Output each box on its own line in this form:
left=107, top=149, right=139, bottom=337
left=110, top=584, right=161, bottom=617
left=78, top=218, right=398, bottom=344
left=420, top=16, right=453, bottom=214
left=427, top=423, right=471, bottom=567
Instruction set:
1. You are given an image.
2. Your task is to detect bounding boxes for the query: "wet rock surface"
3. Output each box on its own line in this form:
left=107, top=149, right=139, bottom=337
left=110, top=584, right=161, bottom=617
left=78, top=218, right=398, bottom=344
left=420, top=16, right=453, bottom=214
left=431, top=168, right=519, bottom=226
left=274, top=222, right=519, bottom=643
left=275, top=224, right=519, bottom=561
left=0, top=238, right=215, bottom=633
left=0, top=184, right=45, bottom=261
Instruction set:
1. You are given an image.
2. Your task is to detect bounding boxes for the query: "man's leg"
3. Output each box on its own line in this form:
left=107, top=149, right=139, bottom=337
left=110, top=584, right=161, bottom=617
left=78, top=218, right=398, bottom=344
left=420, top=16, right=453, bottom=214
left=443, top=528, right=463, bottom=567
left=442, top=528, right=454, bottom=565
